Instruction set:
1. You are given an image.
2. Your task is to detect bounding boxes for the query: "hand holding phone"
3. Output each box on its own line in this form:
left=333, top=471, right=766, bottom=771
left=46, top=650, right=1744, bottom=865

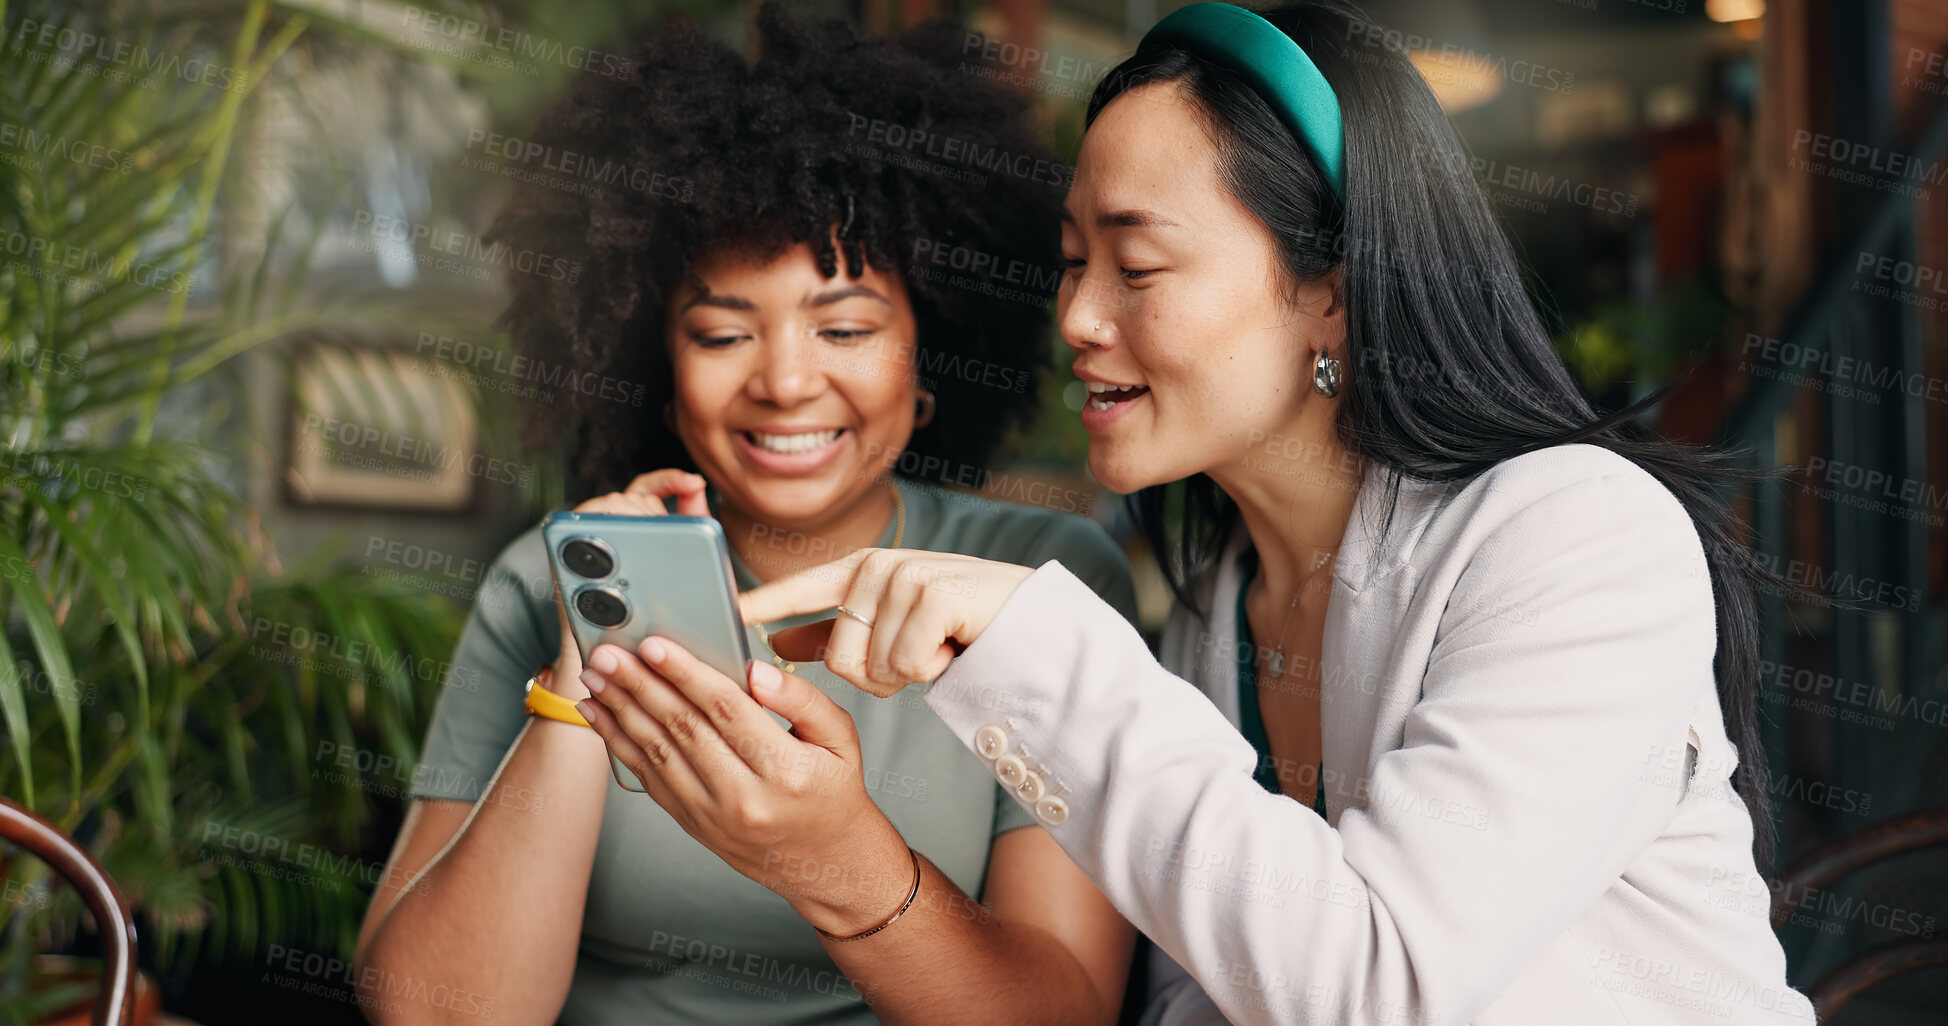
left=543, top=512, right=752, bottom=693
left=538, top=471, right=709, bottom=698
left=542, top=489, right=751, bottom=794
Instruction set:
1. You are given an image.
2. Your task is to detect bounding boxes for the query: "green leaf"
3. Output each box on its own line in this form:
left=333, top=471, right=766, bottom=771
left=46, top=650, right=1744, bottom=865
left=0, top=528, right=80, bottom=802
left=0, top=629, right=34, bottom=807
left=20, top=488, right=148, bottom=720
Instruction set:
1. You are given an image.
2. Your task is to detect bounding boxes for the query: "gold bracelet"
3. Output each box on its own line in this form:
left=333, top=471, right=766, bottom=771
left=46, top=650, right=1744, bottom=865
left=815, top=847, right=923, bottom=942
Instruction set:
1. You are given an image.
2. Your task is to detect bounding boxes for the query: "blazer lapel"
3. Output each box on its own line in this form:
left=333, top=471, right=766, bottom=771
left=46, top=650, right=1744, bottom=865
left=1160, top=470, right=1448, bottom=822
left=1318, top=470, right=1449, bottom=818
left=1201, top=527, right=1255, bottom=729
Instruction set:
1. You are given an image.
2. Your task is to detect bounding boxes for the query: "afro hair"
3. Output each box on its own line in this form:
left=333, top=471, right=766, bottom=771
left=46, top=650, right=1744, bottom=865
left=484, top=1, right=1071, bottom=495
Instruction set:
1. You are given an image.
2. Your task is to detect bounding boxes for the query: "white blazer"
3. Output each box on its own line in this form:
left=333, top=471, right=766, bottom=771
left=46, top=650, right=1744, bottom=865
left=924, top=444, right=1816, bottom=1025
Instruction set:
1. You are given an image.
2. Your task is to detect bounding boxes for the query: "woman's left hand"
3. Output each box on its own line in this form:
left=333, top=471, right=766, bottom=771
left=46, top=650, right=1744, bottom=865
left=738, top=548, right=1036, bottom=698
left=575, top=637, right=913, bottom=932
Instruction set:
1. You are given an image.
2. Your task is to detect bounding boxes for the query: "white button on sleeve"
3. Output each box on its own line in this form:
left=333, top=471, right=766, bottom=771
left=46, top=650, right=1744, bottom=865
left=974, top=724, right=1009, bottom=760
left=994, top=754, right=1028, bottom=789
left=1034, top=796, right=1070, bottom=826
left=1013, top=770, right=1047, bottom=804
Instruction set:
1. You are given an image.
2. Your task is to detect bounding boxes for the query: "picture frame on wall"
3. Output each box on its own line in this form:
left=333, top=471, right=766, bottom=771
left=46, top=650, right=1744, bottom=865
left=282, top=343, right=481, bottom=514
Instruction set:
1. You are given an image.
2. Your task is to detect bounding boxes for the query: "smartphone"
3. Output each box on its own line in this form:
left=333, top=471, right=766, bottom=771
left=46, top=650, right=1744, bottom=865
left=542, top=512, right=753, bottom=791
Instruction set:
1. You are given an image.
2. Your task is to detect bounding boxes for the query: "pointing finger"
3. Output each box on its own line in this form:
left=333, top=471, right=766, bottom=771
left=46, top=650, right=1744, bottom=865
left=738, top=548, right=876, bottom=625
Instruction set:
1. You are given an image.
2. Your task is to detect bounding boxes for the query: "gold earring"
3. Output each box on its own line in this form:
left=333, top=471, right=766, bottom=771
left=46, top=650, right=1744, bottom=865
left=914, top=389, right=936, bottom=428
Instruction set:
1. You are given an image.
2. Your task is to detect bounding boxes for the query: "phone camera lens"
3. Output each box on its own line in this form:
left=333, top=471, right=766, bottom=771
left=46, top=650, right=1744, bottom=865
left=574, top=587, right=630, bottom=629
left=561, top=539, right=615, bottom=579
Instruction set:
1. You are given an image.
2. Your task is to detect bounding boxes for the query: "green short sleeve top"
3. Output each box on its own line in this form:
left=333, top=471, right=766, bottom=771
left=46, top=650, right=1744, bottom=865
left=410, top=480, right=1138, bottom=1025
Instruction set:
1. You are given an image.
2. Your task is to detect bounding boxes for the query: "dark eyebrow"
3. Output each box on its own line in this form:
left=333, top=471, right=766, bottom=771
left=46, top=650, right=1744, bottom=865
left=807, top=284, right=889, bottom=307
left=1099, top=209, right=1181, bottom=229
left=678, top=292, right=756, bottom=313
left=1059, top=206, right=1182, bottom=230
left=677, top=283, right=889, bottom=313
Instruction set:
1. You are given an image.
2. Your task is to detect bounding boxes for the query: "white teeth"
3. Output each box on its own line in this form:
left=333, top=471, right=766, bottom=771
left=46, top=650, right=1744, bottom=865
left=749, top=429, right=840, bottom=454
left=1084, top=382, right=1147, bottom=411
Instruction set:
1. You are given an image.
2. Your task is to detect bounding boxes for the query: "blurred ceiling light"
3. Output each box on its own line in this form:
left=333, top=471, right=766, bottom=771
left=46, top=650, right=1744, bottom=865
left=1360, top=0, right=1499, bottom=113
left=1706, top=0, right=1765, bottom=22
left=1410, top=49, right=1504, bottom=112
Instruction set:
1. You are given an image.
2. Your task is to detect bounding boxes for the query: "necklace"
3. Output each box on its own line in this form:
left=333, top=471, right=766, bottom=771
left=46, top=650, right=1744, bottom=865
left=886, top=480, right=907, bottom=548
left=1265, top=588, right=1303, bottom=680
left=753, top=481, right=905, bottom=673
left=1259, top=549, right=1332, bottom=680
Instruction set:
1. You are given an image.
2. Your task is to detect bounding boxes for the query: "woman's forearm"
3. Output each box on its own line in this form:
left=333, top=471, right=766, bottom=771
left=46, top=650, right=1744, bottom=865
left=355, top=718, right=611, bottom=1025
left=785, top=838, right=1117, bottom=1026
left=921, top=509, right=1733, bottom=1026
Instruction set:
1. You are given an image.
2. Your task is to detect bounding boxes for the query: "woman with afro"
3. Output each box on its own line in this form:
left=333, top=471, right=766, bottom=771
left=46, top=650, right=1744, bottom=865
left=353, top=4, right=1137, bottom=1025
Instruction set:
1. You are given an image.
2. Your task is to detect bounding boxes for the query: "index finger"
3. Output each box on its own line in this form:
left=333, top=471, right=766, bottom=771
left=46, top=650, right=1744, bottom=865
left=626, top=469, right=709, bottom=516
left=575, top=490, right=666, bottom=517
left=737, top=547, right=876, bottom=625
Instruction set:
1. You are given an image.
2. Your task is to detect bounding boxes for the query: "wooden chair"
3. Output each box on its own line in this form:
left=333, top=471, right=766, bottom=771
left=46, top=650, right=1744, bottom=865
left=1771, top=807, right=1948, bottom=1023
left=0, top=796, right=137, bottom=1026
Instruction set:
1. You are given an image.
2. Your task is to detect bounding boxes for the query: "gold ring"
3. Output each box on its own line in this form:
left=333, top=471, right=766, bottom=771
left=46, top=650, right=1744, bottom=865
left=835, top=605, right=875, bottom=629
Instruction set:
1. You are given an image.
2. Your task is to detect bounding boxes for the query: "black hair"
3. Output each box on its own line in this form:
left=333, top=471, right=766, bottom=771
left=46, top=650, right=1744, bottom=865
left=485, top=1, right=1064, bottom=494
left=1095, top=0, right=1780, bottom=862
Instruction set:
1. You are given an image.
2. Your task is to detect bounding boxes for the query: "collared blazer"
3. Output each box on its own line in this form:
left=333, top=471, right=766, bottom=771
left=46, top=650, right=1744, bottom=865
left=925, top=444, right=1815, bottom=1025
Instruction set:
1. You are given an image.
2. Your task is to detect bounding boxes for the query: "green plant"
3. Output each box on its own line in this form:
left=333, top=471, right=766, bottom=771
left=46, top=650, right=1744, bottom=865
left=1554, top=278, right=1732, bottom=397
left=0, top=1, right=484, bottom=1018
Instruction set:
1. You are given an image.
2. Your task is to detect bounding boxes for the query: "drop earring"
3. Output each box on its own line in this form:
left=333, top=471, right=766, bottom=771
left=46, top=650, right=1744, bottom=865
left=1312, top=351, right=1342, bottom=398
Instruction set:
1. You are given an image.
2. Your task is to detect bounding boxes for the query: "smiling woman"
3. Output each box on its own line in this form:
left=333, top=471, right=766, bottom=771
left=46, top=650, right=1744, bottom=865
left=347, top=4, right=1139, bottom=1026
left=664, top=250, right=926, bottom=546
left=736, top=3, right=1819, bottom=1025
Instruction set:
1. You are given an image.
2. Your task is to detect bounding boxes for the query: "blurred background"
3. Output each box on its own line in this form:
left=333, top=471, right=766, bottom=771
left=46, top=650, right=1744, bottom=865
left=0, top=0, right=1942, bottom=1023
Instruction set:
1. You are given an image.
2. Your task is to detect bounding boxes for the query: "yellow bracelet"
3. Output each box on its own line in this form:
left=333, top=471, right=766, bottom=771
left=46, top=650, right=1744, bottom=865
left=524, top=667, right=591, bottom=727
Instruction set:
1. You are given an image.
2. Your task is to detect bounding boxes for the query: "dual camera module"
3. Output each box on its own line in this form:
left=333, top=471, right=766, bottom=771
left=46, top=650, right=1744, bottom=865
left=560, top=538, right=630, bottom=629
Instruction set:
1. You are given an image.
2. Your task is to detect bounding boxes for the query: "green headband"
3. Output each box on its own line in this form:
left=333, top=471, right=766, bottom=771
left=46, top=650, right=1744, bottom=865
left=1138, top=2, right=1346, bottom=201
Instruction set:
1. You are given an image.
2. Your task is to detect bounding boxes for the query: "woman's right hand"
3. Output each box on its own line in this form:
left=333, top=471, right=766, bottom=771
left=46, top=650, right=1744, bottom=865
left=545, top=470, right=709, bottom=698
left=741, top=548, right=1036, bottom=697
